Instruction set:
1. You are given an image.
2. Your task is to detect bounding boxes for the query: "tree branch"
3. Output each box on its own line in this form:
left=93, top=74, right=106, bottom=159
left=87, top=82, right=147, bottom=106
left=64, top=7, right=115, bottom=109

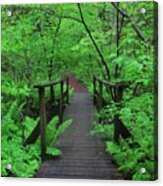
left=77, top=3, right=110, bottom=80
left=42, top=8, right=83, bottom=24
left=111, top=2, right=153, bottom=45
left=111, top=2, right=130, bottom=19
left=49, top=16, right=62, bottom=80
left=51, top=16, right=62, bottom=55
left=60, top=15, right=82, bottom=24
left=37, top=22, right=47, bottom=53
left=119, top=15, right=124, bottom=38
left=115, top=2, right=120, bottom=78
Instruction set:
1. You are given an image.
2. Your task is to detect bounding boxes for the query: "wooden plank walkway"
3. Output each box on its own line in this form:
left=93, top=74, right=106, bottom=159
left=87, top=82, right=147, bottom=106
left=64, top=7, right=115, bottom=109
left=35, top=89, right=123, bottom=179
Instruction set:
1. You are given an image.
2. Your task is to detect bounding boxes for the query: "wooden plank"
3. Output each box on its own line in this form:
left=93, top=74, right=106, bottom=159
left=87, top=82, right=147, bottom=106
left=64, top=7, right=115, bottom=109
left=35, top=92, right=124, bottom=180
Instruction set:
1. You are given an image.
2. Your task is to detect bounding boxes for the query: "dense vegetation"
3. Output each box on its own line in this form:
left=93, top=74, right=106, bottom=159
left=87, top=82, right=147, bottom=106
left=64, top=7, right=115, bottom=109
left=1, top=1, right=157, bottom=180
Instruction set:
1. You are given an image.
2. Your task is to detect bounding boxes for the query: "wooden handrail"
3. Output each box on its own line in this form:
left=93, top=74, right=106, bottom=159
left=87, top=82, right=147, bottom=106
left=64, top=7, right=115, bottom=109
left=94, top=76, right=129, bottom=88
left=33, top=77, right=69, bottom=161
left=93, top=76, right=116, bottom=105
left=93, top=75, right=131, bottom=143
left=34, top=79, right=64, bottom=89
left=94, top=76, right=115, bottom=87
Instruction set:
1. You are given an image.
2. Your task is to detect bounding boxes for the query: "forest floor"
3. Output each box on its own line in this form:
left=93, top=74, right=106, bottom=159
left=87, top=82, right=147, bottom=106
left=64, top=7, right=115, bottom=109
left=35, top=76, right=123, bottom=179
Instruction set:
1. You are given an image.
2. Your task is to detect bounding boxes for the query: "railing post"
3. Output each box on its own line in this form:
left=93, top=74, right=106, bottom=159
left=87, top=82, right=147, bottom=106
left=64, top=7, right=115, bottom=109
left=59, top=81, right=64, bottom=124
left=39, top=87, right=46, bottom=161
left=21, top=120, right=25, bottom=145
left=66, top=78, right=69, bottom=104
left=50, top=85, right=54, bottom=102
left=99, top=81, right=103, bottom=110
left=113, top=85, right=123, bottom=143
left=93, top=76, right=96, bottom=105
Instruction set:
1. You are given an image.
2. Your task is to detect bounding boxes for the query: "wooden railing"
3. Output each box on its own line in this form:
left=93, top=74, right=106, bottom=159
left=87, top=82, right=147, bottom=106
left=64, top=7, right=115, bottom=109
left=33, top=77, right=69, bottom=161
left=93, top=76, right=131, bottom=142
left=93, top=76, right=115, bottom=110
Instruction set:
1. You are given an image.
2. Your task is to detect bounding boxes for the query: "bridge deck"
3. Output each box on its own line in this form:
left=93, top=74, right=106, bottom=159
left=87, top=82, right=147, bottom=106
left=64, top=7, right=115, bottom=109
left=36, top=88, right=123, bottom=179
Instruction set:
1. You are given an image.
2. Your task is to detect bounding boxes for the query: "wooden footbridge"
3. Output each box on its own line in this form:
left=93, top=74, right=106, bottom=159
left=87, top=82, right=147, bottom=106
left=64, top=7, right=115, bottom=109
left=26, top=74, right=131, bottom=179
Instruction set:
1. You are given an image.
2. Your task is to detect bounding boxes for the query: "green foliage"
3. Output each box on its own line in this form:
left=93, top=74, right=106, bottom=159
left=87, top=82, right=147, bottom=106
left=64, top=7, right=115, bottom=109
left=1, top=101, right=41, bottom=177
left=47, top=147, right=62, bottom=156
left=90, top=123, right=114, bottom=140
left=56, top=119, right=73, bottom=139
left=23, top=116, right=40, bottom=139
left=46, top=117, right=72, bottom=147
left=1, top=106, right=72, bottom=177
left=1, top=75, right=72, bottom=177
left=46, top=116, right=59, bottom=146
left=93, top=91, right=156, bottom=180
left=1, top=1, right=157, bottom=180
left=106, top=140, right=155, bottom=180
left=2, top=81, right=31, bottom=98
left=45, top=116, right=72, bottom=157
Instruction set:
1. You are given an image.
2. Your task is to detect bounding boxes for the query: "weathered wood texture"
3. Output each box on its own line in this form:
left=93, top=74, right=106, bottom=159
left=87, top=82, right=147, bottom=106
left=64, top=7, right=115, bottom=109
left=35, top=92, right=123, bottom=179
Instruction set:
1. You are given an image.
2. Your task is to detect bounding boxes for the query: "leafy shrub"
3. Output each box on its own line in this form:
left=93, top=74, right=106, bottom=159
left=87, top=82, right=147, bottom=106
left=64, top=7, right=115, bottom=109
left=1, top=101, right=41, bottom=177
left=93, top=91, right=156, bottom=180
left=1, top=99, right=72, bottom=177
